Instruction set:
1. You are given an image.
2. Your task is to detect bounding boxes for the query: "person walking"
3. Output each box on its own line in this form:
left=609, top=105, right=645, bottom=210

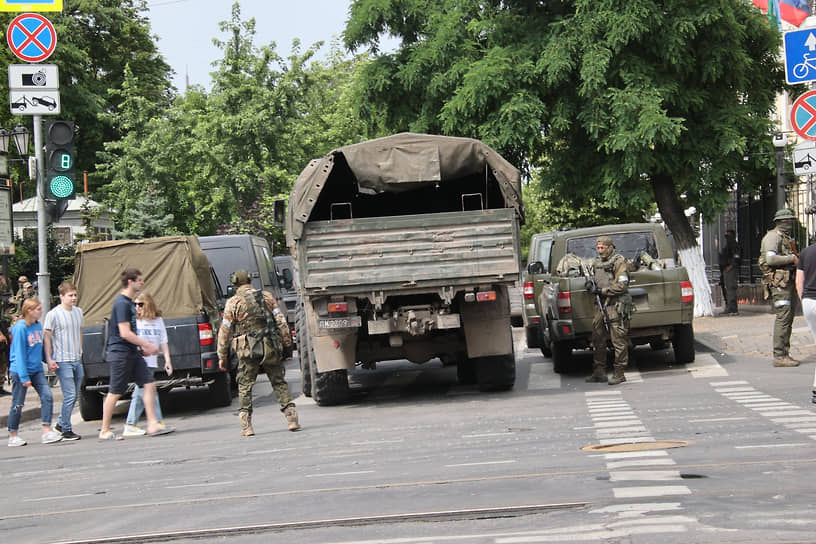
left=217, top=269, right=299, bottom=435
left=796, top=240, right=816, bottom=342
left=98, top=268, right=174, bottom=440
left=6, top=298, right=62, bottom=446
left=719, top=229, right=740, bottom=315
left=43, top=281, right=84, bottom=441
left=759, top=208, right=800, bottom=367
left=122, top=293, right=172, bottom=437
left=585, top=236, right=633, bottom=386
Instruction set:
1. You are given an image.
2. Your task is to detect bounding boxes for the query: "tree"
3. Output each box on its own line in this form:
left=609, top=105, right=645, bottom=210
left=345, top=0, right=784, bottom=316
left=0, top=0, right=174, bottom=197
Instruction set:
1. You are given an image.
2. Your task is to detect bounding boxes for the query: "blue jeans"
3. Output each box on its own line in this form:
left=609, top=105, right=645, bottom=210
left=7, top=370, right=53, bottom=432
left=125, top=384, right=163, bottom=426
left=55, top=360, right=83, bottom=432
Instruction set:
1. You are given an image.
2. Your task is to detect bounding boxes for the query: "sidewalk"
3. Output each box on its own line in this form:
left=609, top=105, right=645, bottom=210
left=2, top=304, right=815, bottom=431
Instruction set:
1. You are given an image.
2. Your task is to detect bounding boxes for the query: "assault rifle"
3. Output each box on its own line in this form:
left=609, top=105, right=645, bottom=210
left=582, top=262, right=611, bottom=334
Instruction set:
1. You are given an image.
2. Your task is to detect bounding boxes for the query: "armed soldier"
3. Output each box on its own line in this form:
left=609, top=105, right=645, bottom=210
left=759, top=208, right=800, bottom=367
left=217, top=269, right=300, bottom=435
left=585, top=236, right=633, bottom=385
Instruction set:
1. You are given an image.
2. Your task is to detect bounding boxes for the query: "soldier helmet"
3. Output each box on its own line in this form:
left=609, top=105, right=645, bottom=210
left=230, top=269, right=251, bottom=286
left=773, top=208, right=796, bottom=221
left=17, top=275, right=28, bottom=283
left=596, top=235, right=614, bottom=247
left=23, top=282, right=32, bottom=290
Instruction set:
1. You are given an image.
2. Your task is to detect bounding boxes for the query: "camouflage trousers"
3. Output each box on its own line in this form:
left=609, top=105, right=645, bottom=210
left=591, top=307, right=629, bottom=371
left=771, top=284, right=796, bottom=357
left=236, top=354, right=293, bottom=415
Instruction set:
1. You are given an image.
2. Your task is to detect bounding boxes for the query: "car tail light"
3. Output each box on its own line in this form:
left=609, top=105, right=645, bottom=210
left=523, top=281, right=534, bottom=300
left=681, top=281, right=694, bottom=303
left=557, top=291, right=571, bottom=314
left=328, top=302, right=348, bottom=313
left=476, top=291, right=496, bottom=302
left=199, top=323, right=214, bottom=346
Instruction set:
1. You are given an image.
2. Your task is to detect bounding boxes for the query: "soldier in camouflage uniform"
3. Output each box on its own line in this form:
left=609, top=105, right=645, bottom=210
left=585, top=235, right=633, bottom=385
left=217, top=269, right=300, bottom=435
left=0, top=276, right=9, bottom=395
left=759, top=208, right=800, bottom=367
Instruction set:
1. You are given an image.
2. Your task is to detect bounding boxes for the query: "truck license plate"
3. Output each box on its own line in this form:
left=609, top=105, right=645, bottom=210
left=318, top=316, right=362, bottom=329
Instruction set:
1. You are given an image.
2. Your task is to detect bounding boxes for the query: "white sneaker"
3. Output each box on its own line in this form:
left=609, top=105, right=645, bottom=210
left=122, top=424, right=146, bottom=437
left=8, top=436, right=26, bottom=447
left=41, top=431, right=62, bottom=444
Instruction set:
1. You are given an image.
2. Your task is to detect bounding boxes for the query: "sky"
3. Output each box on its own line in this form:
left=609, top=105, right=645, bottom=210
left=145, top=0, right=356, bottom=91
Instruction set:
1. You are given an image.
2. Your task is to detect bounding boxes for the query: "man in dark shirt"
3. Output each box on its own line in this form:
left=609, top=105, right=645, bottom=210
left=98, top=268, right=174, bottom=440
left=719, top=229, right=740, bottom=315
left=796, top=243, right=816, bottom=346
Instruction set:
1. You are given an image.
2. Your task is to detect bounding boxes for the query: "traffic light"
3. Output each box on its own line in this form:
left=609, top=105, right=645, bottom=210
left=44, top=120, right=76, bottom=210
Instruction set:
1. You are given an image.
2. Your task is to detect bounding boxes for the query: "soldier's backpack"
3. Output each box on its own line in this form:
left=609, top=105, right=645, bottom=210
left=240, top=290, right=283, bottom=362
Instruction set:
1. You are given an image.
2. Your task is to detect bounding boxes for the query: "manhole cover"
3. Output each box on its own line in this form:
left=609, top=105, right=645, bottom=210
left=582, top=440, right=689, bottom=452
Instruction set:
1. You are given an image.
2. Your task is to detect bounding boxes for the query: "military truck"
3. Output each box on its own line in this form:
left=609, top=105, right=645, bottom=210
left=524, top=223, right=694, bottom=373
left=75, top=236, right=230, bottom=420
left=285, top=133, right=524, bottom=405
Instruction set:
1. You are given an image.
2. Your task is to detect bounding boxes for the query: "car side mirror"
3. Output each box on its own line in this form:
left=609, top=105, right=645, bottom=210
left=528, top=261, right=544, bottom=274
left=226, top=285, right=235, bottom=297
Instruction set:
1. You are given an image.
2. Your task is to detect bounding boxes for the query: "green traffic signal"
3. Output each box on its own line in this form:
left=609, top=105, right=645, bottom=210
left=49, top=175, right=74, bottom=199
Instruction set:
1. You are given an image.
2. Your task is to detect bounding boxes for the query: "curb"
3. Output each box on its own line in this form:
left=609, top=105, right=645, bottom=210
left=0, top=388, right=63, bottom=429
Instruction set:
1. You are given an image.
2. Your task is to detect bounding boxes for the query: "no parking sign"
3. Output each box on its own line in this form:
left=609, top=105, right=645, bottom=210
left=6, top=12, right=56, bottom=62
left=791, top=90, right=816, bottom=142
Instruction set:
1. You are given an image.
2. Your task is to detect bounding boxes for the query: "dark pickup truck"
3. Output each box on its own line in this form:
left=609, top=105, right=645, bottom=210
left=75, top=236, right=230, bottom=420
left=523, top=223, right=695, bottom=372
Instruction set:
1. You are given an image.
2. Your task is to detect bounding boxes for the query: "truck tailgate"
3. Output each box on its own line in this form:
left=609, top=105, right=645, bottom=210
left=300, top=209, right=519, bottom=293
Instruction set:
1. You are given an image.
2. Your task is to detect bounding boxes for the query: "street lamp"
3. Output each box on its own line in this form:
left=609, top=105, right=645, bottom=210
left=773, top=132, right=787, bottom=209
left=11, top=124, right=29, bottom=157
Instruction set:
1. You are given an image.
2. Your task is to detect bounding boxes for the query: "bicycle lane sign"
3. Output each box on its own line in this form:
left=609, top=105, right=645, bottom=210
left=784, top=28, right=816, bottom=84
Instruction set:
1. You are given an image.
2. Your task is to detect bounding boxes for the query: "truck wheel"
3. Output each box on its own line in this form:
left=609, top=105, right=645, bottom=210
left=313, top=368, right=350, bottom=406
left=457, top=358, right=478, bottom=385
left=476, top=354, right=516, bottom=391
left=525, top=326, right=541, bottom=349
left=79, top=388, right=103, bottom=421
left=672, top=323, right=695, bottom=363
left=551, top=341, right=573, bottom=373
left=209, top=372, right=232, bottom=407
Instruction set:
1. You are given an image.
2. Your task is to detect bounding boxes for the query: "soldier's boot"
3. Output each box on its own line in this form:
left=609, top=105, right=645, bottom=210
left=284, top=404, right=301, bottom=432
left=585, top=364, right=608, bottom=383
left=773, top=355, right=799, bottom=367
left=239, top=412, right=255, bottom=436
left=608, top=366, right=626, bottom=385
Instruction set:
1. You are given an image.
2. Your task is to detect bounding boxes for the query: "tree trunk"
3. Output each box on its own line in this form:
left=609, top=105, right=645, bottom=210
left=651, top=173, right=713, bottom=317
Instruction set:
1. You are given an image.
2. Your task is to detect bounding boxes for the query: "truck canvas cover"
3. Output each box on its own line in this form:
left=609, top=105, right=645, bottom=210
left=286, top=133, right=523, bottom=247
left=74, top=236, right=218, bottom=326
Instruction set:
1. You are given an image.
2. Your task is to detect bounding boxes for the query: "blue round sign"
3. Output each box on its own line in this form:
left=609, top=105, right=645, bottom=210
left=7, top=13, right=56, bottom=63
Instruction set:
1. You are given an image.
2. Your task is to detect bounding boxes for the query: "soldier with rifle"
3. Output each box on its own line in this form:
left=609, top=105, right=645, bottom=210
left=584, top=236, right=633, bottom=385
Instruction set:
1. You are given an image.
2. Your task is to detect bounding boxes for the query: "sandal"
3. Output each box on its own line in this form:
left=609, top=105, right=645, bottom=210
left=98, top=431, right=123, bottom=441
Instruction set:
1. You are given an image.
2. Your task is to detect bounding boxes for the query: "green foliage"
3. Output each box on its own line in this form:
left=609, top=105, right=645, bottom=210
left=7, top=232, right=76, bottom=294
left=345, top=0, right=784, bottom=249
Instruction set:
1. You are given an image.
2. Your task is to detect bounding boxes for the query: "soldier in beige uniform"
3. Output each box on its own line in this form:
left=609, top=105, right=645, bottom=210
left=217, top=269, right=300, bottom=435
left=585, top=236, right=632, bottom=385
left=759, top=208, right=800, bottom=367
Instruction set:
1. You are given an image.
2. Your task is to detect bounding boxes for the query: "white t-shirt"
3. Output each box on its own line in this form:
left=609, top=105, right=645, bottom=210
left=43, top=304, right=84, bottom=362
left=136, top=317, right=167, bottom=368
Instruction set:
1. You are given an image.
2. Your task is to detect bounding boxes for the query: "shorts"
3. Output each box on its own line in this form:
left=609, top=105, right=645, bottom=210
left=107, top=349, right=154, bottom=395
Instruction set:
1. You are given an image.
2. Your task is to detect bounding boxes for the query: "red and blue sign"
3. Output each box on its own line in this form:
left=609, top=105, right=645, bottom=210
left=6, top=12, right=56, bottom=62
left=791, top=91, right=816, bottom=141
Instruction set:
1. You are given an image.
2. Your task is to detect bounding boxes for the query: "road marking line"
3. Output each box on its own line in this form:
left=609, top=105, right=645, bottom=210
left=710, top=380, right=749, bottom=386
left=741, top=402, right=791, bottom=408
left=688, top=353, right=728, bottom=377
left=609, top=470, right=682, bottom=481
left=770, top=416, right=816, bottom=424
left=305, top=471, right=376, bottom=477
left=588, top=407, right=634, bottom=413
left=24, top=493, right=95, bottom=502
left=594, top=419, right=643, bottom=428
left=462, top=432, right=511, bottom=438
left=607, top=458, right=678, bottom=469
left=590, top=502, right=682, bottom=514
left=612, top=486, right=691, bottom=498
left=734, top=443, right=809, bottom=449
left=687, top=417, right=748, bottom=422
left=756, top=410, right=815, bottom=417
left=444, top=460, right=517, bottom=468
left=591, top=414, right=641, bottom=421
left=599, top=436, right=655, bottom=445
left=715, top=387, right=757, bottom=392
left=585, top=390, right=622, bottom=397
left=603, top=450, right=670, bottom=459
left=165, top=482, right=232, bottom=489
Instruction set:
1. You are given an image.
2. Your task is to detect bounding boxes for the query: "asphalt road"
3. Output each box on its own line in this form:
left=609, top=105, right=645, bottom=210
left=3, top=329, right=816, bottom=544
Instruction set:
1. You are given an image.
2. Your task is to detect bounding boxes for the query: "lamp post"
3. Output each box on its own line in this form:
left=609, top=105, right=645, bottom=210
left=773, top=132, right=787, bottom=210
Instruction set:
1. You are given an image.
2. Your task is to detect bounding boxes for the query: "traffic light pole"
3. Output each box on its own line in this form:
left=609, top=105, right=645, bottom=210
left=34, top=115, right=50, bottom=314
